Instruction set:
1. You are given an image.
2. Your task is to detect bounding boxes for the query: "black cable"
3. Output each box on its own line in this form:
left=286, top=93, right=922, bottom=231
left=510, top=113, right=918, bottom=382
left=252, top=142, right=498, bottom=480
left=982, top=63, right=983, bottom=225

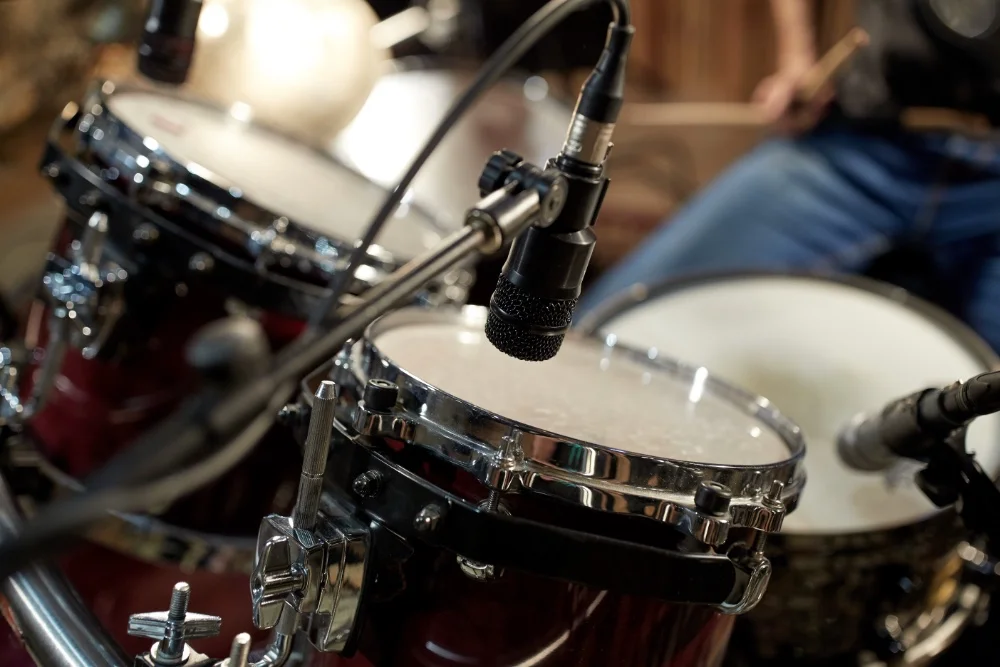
left=306, top=0, right=631, bottom=330
left=0, top=0, right=632, bottom=577
left=0, top=384, right=291, bottom=582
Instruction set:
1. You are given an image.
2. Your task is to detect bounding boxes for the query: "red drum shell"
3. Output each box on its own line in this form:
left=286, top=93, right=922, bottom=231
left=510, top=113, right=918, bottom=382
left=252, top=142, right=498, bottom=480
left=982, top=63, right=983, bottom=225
left=321, top=552, right=734, bottom=667
left=14, top=217, right=303, bottom=656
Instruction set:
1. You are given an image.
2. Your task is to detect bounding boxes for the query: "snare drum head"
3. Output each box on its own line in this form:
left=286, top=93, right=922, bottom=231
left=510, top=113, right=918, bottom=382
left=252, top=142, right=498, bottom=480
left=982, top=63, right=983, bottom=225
left=595, top=275, right=1000, bottom=534
left=369, top=313, right=793, bottom=467
left=105, top=89, right=443, bottom=260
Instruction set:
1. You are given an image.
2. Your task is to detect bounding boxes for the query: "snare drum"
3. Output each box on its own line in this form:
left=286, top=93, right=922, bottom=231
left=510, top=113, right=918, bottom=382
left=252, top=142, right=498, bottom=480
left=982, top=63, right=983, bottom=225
left=2, top=80, right=467, bottom=657
left=581, top=273, right=1000, bottom=663
left=293, top=305, right=806, bottom=667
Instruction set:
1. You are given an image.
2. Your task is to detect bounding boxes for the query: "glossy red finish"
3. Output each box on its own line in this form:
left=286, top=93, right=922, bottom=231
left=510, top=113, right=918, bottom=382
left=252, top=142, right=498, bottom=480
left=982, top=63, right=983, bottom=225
left=24, top=293, right=222, bottom=479
left=59, top=542, right=267, bottom=658
left=8, top=223, right=302, bottom=659
left=0, top=605, right=34, bottom=667
left=320, top=553, right=734, bottom=667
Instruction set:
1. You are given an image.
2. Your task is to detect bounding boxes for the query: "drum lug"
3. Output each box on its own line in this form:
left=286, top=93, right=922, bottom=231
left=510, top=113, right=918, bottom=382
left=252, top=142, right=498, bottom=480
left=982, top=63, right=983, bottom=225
left=43, top=210, right=127, bottom=360
left=0, top=346, right=27, bottom=426
left=352, top=379, right=415, bottom=441
left=729, top=480, right=788, bottom=534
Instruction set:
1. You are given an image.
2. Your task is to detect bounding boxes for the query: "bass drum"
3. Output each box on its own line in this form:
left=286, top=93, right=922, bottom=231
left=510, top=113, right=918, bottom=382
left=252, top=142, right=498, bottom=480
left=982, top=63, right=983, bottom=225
left=580, top=272, right=1000, bottom=664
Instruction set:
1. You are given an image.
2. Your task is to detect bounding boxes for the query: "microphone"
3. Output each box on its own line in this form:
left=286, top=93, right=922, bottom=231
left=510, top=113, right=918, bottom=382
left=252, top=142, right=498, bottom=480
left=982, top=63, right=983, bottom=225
left=838, top=370, right=1000, bottom=471
left=484, top=20, right=634, bottom=361
left=138, top=0, right=205, bottom=85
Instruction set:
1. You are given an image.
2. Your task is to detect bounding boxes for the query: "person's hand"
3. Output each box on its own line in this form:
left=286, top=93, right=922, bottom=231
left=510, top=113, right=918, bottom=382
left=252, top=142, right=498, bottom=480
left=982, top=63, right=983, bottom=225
left=752, top=64, right=833, bottom=134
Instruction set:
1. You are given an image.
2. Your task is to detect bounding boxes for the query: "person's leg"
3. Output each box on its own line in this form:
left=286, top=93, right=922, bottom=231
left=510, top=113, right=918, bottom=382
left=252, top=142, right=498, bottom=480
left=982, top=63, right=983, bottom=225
left=578, top=127, right=931, bottom=317
left=924, top=165, right=1000, bottom=352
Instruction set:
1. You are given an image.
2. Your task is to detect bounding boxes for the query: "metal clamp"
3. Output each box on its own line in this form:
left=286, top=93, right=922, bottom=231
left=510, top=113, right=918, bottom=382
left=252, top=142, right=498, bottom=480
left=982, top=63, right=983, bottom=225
left=43, top=210, right=127, bottom=359
left=0, top=210, right=131, bottom=426
left=127, top=582, right=221, bottom=667
left=251, top=512, right=369, bottom=653
left=251, top=380, right=371, bottom=654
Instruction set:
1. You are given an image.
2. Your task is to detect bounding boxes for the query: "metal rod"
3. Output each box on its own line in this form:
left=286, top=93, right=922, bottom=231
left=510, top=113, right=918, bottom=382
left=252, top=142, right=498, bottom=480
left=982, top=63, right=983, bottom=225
left=278, top=221, right=491, bottom=385
left=292, top=381, right=337, bottom=532
left=0, top=474, right=129, bottom=667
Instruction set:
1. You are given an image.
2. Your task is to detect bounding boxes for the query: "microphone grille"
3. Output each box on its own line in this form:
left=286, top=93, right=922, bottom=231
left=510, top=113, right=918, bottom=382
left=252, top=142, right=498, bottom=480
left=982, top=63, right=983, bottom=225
left=485, top=275, right=576, bottom=362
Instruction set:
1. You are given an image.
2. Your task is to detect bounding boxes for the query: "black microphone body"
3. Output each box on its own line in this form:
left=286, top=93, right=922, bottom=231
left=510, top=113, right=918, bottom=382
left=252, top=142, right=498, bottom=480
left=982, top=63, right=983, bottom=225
left=138, top=0, right=204, bottom=85
left=486, top=21, right=633, bottom=361
left=838, top=370, right=1000, bottom=471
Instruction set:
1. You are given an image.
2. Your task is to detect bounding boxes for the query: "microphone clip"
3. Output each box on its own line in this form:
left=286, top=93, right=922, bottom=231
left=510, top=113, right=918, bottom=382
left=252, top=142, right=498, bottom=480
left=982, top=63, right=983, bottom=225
left=910, top=427, right=1000, bottom=555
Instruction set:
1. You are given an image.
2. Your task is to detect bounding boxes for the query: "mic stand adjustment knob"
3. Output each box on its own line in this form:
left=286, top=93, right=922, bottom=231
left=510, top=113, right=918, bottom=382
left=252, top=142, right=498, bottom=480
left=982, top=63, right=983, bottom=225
left=478, top=150, right=525, bottom=196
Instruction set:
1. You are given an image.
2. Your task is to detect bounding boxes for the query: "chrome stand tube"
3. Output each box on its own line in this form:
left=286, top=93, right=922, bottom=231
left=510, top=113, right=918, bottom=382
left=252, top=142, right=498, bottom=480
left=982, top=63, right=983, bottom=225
left=0, top=474, right=128, bottom=667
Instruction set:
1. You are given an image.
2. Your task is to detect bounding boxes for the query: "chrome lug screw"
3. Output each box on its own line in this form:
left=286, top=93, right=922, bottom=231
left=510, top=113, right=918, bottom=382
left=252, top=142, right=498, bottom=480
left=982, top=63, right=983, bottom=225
left=352, top=471, right=383, bottom=499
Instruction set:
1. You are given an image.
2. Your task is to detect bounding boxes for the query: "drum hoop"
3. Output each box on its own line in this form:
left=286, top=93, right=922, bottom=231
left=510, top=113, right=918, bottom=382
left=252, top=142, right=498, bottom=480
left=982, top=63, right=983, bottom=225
left=75, top=79, right=449, bottom=286
left=341, top=305, right=806, bottom=536
left=577, top=270, right=1000, bottom=543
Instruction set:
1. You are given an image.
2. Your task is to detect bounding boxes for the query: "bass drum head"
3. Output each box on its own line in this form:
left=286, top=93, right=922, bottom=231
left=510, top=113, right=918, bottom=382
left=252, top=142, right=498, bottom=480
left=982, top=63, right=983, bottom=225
left=332, top=66, right=571, bottom=229
left=592, top=273, right=1000, bottom=535
left=105, top=88, right=444, bottom=262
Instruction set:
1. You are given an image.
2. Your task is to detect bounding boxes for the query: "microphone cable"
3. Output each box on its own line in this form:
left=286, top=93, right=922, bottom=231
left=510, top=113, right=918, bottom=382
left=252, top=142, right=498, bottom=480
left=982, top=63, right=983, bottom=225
left=0, top=0, right=631, bottom=579
left=307, top=0, right=632, bottom=330
left=0, top=383, right=292, bottom=582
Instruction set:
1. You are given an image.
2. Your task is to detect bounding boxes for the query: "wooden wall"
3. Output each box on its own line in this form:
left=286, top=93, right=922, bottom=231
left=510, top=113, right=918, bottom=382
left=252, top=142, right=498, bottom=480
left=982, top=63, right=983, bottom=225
left=629, top=0, right=857, bottom=100
left=593, top=0, right=858, bottom=267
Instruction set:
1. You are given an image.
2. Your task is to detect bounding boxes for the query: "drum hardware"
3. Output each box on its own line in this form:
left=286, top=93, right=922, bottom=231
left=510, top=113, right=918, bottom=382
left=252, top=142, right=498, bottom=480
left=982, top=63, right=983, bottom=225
left=127, top=582, right=222, bottom=667
left=43, top=80, right=469, bottom=324
left=0, top=152, right=565, bottom=666
left=838, top=371, right=1000, bottom=550
left=859, top=543, right=996, bottom=666
left=251, top=381, right=369, bottom=656
left=0, top=472, right=130, bottom=667
left=0, top=210, right=127, bottom=428
left=320, top=391, right=775, bottom=606
left=220, top=634, right=250, bottom=667
left=582, top=271, right=1000, bottom=663
left=335, top=310, right=798, bottom=549
left=351, top=379, right=414, bottom=441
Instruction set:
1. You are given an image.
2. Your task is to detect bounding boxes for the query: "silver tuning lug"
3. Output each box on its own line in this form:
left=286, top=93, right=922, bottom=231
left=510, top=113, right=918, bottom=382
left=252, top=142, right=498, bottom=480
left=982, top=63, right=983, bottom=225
left=43, top=210, right=126, bottom=360
left=128, top=582, right=221, bottom=666
left=251, top=380, right=370, bottom=654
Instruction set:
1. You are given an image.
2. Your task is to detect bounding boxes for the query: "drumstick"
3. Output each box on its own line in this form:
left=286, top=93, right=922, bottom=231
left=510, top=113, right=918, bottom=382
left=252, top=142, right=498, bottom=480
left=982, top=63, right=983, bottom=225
left=620, top=27, right=869, bottom=128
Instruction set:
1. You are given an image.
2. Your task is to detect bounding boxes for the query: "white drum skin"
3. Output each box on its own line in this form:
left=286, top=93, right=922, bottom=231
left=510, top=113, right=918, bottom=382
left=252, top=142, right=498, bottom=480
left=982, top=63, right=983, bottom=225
left=107, top=90, right=443, bottom=261
left=579, top=275, right=999, bottom=661
left=594, top=275, right=1000, bottom=535
left=601, top=276, right=1000, bottom=534
left=372, top=322, right=793, bottom=467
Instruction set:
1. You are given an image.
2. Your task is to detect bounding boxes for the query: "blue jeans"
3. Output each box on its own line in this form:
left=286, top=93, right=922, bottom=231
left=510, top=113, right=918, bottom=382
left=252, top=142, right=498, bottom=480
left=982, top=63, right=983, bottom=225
left=578, top=122, right=1000, bottom=351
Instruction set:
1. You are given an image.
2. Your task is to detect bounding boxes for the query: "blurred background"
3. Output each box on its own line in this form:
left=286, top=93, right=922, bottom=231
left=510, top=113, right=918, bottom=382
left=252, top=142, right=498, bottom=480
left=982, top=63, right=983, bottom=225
left=0, top=0, right=855, bottom=310
left=4, top=2, right=1000, bottom=666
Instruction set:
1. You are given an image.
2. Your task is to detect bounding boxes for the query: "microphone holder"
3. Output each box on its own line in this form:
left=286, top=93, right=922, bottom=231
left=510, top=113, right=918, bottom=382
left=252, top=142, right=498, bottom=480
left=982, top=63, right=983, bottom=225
left=912, top=427, right=1000, bottom=555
